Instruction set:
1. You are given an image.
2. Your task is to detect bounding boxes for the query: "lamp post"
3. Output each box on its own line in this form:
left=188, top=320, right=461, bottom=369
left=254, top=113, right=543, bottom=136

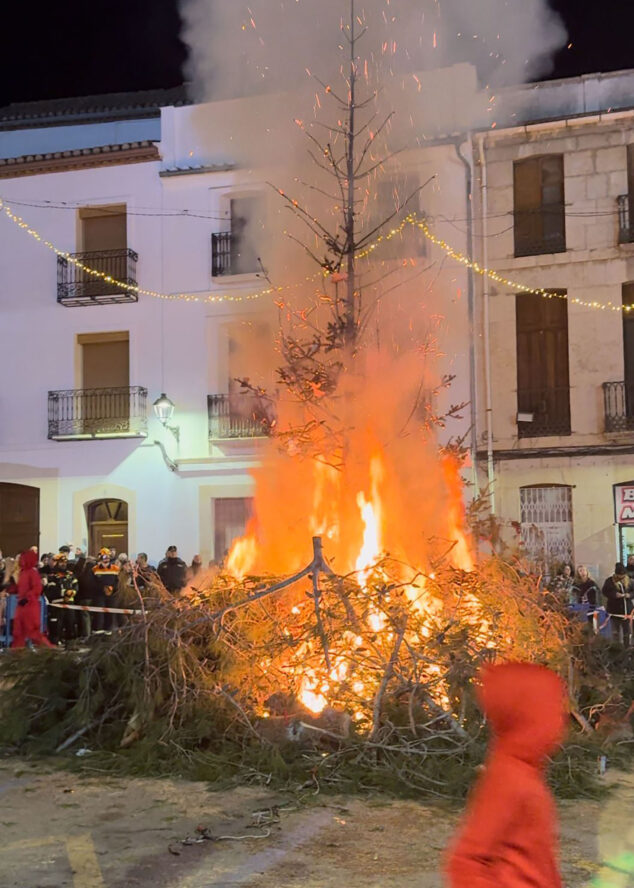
left=153, top=393, right=180, bottom=443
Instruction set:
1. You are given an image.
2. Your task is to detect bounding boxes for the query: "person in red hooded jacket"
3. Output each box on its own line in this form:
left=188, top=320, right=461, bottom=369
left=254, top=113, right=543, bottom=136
left=446, top=662, right=566, bottom=888
left=11, top=549, right=55, bottom=648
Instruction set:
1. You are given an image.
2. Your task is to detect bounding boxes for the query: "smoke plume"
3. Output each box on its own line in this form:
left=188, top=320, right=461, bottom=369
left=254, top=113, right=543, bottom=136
left=182, top=0, right=567, bottom=105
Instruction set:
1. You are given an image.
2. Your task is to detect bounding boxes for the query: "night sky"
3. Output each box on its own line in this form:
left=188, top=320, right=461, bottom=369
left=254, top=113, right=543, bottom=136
left=0, top=1, right=632, bottom=108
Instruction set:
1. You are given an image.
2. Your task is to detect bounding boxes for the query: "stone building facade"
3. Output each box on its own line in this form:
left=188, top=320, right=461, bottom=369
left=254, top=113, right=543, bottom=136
left=472, top=71, right=634, bottom=580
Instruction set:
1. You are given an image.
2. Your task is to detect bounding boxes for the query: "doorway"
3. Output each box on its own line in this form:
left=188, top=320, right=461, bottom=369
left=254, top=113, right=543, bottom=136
left=78, top=332, right=130, bottom=434
left=86, top=499, right=128, bottom=556
left=0, top=483, right=40, bottom=556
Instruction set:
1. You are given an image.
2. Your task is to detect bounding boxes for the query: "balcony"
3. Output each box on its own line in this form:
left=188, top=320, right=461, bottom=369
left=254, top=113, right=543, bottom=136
left=57, top=248, right=138, bottom=307
left=517, top=387, right=571, bottom=438
left=603, top=381, right=634, bottom=432
left=48, top=387, right=148, bottom=440
left=211, top=232, right=259, bottom=277
left=208, top=394, right=273, bottom=440
left=617, top=195, right=634, bottom=245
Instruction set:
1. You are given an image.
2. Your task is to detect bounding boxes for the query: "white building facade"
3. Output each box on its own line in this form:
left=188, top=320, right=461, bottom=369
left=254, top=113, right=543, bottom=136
left=0, top=78, right=475, bottom=566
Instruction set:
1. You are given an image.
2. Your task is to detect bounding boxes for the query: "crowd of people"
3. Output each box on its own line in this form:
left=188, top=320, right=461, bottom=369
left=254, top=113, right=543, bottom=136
left=3, top=540, right=634, bottom=649
left=549, top=555, right=634, bottom=643
left=0, top=544, right=210, bottom=647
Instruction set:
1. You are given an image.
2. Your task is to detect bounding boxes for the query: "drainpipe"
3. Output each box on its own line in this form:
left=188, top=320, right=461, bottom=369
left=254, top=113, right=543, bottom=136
left=476, top=133, right=496, bottom=514
left=453, top=138, right=480, bottom=497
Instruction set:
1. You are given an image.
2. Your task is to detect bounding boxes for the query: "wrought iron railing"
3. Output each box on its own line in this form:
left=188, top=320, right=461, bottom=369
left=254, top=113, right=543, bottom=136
left=514, top=209, right=566, bottom=257
left=517, top=386, right=571, bottom=438
left=208, top=394, right=273, bottom=440
left=57, top=248, right=138, bottom=306
left=48, top=387, right=148, bottom=440
left=617, top=195, right=634, bottom=244
left=211, top=232, right=259, bottom=277
left=603, top=381, right=634, bottom=432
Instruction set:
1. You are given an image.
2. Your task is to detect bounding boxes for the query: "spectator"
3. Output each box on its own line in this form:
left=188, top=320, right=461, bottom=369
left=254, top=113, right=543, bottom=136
left=550, top=562, right=575, bottom=604
left=11, top=550, right=55, bottom=649
left=75, top=556, right=100, bottom=639
left=118, top=559, right=136, bottom=603
left=572, top=565, right=600, bottom=607
left=187, top=554, right=203, bottom=583
left=93, top=548, right=120, bottom=633
left=602, top=562, right=633, bottom=644
left=627, top=554, right=634, bottom=583
left=157, top=546, right=187, bottom=595
left=136, top=552, right=156, bottom=572
left=50, top=554, right=79, bottom=644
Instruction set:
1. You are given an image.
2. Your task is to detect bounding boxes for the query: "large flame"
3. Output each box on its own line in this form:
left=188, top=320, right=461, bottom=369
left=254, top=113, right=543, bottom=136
left=354, top=453, right=384, bottom=584
left=222, top=352, right=479, bottom=716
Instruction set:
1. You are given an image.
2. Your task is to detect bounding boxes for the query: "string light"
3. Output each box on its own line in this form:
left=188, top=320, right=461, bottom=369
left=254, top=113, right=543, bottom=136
left=376, top=213, right=633, bottom=315
left=0, top=197, right=278, bottom=305
left=1, top=195, right=631, bottom=314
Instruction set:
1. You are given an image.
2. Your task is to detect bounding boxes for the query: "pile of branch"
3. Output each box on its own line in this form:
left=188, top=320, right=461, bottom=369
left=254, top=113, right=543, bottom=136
left=0, top=542, right=622, bottom=799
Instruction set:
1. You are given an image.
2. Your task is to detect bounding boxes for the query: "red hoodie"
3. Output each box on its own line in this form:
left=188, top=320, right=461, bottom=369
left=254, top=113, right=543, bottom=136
left=17, top=549, right=43, bottom=604
left=446, top=662, right=566, bottom=888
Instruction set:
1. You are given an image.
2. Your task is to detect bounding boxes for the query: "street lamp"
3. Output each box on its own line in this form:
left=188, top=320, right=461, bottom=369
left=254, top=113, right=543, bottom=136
left=153, top=393, right=180, bottom=443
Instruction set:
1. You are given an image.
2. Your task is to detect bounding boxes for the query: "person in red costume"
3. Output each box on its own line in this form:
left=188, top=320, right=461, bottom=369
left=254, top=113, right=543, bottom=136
left=11, top=549, right=55, bottom=649
left=446, top=662, right=567, bottom=888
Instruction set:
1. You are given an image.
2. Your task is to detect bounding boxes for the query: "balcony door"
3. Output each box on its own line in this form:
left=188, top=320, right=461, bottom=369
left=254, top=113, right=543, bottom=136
left=86, top=499, right=128, bottom=557
left=79, top=332, right=130, bottom=434
left=516, top=291, right=571, bottom=438
left=77, top=205, right=128, bottom=300
left=0, top=483, right=39, bottom=556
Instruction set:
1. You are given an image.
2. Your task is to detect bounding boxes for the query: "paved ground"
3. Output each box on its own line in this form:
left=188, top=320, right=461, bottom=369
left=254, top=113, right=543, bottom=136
left=1, top=757, right=633, bottom=887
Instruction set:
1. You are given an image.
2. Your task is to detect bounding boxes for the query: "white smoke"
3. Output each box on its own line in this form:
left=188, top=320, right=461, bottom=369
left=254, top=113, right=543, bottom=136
left=181, top=0, right=567, bottom=104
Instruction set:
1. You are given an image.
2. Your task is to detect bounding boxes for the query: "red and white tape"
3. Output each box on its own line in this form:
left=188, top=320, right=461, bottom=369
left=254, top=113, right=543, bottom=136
left=48, top=599, right=142, bottom=616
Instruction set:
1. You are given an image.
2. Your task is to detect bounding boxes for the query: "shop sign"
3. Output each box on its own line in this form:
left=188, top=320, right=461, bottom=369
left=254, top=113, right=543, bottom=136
left=614, top=482, right=634, bottom=525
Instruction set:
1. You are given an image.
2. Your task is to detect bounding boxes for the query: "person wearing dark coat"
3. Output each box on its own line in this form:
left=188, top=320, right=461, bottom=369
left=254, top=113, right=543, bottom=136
left=602, top=562, right=633, bottom=644
left=157, top=546, right=187, bottom=595
left=572, top=565, right=600, bottom=607
left=74, top=556, right=101, bottom=638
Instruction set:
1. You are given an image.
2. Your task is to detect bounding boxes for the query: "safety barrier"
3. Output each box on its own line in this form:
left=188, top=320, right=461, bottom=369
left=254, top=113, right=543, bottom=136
left=0, top=595, right=48, bottom=647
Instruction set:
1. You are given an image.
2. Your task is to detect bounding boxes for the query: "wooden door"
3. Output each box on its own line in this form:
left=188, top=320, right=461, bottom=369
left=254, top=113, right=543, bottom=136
left=90, top=523, right=128, bottom=557
left=87, top=499, right=128, bottom=557
left=516, top=291, right=570, bottom=436
left=0, top=483, right=39, bottom=557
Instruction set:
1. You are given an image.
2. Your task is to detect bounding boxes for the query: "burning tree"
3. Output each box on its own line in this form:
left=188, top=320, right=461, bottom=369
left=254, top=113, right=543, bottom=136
left=0, top=3, right=617, bottom=798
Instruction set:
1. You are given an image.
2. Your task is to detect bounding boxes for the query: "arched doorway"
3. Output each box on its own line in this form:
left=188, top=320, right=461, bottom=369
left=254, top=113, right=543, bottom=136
left=86, top=499, right=128, bottom=556
left=0, top=483, right=40, bottom=556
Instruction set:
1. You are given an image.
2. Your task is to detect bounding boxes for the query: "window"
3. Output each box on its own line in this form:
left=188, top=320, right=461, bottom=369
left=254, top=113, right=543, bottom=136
left=520, top=485, right=574, bottom=580
left=516, top=291, right=571, bottom=438
left=513, top=155, right=565, bottom=257
left=214, top=497, right=253, bottom=559
left=605, top=283, right=634, bottom=429
left=212, top=195, right=265, bottom=277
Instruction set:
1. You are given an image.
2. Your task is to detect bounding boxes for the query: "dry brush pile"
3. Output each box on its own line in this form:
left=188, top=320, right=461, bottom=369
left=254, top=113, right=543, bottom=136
left=0, top=546, right=630, bottom=799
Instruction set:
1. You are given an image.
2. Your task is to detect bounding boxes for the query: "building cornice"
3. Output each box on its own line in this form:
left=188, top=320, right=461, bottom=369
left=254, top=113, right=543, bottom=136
left=0, top=141, right=160, bottom=179
left=477, top=442, right=634, bottom=461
